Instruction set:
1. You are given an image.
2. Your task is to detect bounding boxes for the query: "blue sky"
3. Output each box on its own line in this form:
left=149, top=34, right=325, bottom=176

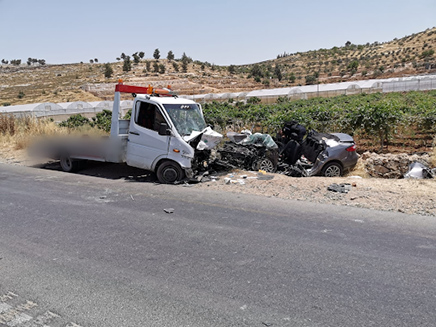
left=1, top=0, right=435, bottom=66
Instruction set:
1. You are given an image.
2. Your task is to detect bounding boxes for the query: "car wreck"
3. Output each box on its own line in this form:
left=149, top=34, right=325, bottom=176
left=213, top=131, right=279, bottom=173
left=213, top=122, right=358, bottom=177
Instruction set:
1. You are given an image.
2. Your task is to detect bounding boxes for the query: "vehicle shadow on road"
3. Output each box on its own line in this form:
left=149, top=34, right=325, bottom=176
left=34, top=160, right=158, bottom=183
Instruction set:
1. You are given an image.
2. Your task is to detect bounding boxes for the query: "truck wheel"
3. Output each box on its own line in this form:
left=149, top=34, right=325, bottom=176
left=252, top=157, right=276, bottom=173
left=321, top=162, right=343, bottom=177
left=156, top=161, right=184, bottom=184
left=59, top=153, right=80, bottom=173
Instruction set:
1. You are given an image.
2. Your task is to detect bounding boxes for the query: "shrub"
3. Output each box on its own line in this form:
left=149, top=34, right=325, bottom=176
left=421, top=49, right=435, bottom=59
left=59, top=114, right=90, bottom=129
left=247, top=97, right=261, bottom=104
left=91, top=110, right=112, bottom=132
left=104, top=63, right=113, bottom=78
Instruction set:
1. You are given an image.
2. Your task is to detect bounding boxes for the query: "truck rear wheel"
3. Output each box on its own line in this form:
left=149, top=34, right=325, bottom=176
left=156, top=161, right=184, bottom=184
left=59, top=153, right=80, bottom=173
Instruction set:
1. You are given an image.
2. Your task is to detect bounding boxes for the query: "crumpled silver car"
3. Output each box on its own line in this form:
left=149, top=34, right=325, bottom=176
left=214, top=122, right=358, bottom=177
left=303, top=132, right=358, bottom=177
left=276, top=122, right=358, bottom=177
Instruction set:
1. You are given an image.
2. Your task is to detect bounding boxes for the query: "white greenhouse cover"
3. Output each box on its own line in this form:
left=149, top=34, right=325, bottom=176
left=2, top=74, right=435, bottom=117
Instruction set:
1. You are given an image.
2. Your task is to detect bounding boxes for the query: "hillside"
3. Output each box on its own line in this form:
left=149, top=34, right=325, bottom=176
left=1, top=27, right=435, bottom=106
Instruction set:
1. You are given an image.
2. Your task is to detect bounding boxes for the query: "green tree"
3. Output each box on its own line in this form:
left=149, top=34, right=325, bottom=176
left=274, top=65, right=282, bottom=81
left=159, top=64, right=165, bottom=74
left=172, top=62, right=179, bottom=72
left=228, top=65, right=236, bottom=74
left=153, top=61, right=159, bottom=73
left=138, top=51, right=145, bottom=59
left=250, top=64, right=263, bottom=79
left=153, top=48, right=160, bottom=60
left=347, top=60, right=359, bottom=75
left=181, top=61, right=188, bottom=73
left=181, top=53, right=190, bottom=73
left=104, top=63, right=113, bottom=78
left=181, top=52, right=192, bottom=63
left=305, top=75, right=317, bottom=85
left=132, top=52, right=140, bottom=64
left=167, top=50, right=175, bottom=61
left=123, top=56, right=132, bottom=72
left=420, top=49, right=435, bottom=59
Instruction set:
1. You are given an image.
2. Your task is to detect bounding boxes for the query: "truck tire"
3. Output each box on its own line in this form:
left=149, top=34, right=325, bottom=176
left=321, top=162, right=343, bottom=177
left=156, top=161, right=184, bottom=184
left=59, top=153, right=80, bottom=173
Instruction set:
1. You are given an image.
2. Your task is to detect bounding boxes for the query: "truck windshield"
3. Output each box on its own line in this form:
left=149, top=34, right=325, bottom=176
left=163, top=104, right=207, bottom=136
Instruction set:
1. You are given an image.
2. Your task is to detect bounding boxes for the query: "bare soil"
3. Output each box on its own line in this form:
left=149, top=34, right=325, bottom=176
left=1, top=147, right=435, bottom=217
left=196, top=169, right=436, bottom=217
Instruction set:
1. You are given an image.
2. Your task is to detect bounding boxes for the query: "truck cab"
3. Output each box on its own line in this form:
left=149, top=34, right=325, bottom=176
left=125, top=94, right=220, bottom=183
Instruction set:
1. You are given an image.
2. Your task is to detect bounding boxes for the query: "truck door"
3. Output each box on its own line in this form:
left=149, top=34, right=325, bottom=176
left=126, top=100, right=170, bottom=170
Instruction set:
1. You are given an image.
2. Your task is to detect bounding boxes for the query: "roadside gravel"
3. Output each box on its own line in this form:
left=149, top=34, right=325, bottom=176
left=1, top=148, right=435, bottom=217
left=195, top=169, right=436, bottom=217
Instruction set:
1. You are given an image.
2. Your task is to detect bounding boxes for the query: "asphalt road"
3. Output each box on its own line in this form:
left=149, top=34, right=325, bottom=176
left=1, top=163, right=436, bottom=327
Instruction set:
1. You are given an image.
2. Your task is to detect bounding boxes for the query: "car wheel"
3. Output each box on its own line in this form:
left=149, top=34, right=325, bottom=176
left=59, top=153, right=80, bottom=172
left=321, top=162, right=343, bottom=177
left=253, top=157, right=276, bottom=173
left=156, top=161, right=185, bottom=184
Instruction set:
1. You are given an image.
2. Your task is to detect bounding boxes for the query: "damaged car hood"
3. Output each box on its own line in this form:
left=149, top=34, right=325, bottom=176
left=183, top=127, right=223, bottom=150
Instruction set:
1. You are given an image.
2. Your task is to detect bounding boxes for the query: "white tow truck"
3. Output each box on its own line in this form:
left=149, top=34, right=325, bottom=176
left=34, top=81, right=222, bottom=183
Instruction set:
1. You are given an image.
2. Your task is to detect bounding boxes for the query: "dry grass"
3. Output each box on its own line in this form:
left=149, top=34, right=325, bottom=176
left=0, top=114, right=15, bottom=135
left=1, top=115, right=61, bottom=151
left=346, top=157, right=370, bottom=178
left=0, top=114, right=106, bottom=153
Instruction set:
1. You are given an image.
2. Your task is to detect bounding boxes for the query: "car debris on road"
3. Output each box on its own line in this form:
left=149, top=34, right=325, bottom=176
left=404, top=162, right=435, bottom=179
left=327, top=183, right=352, bottom=193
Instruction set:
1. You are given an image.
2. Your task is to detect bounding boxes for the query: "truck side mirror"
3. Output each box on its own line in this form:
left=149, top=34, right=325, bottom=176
left=158, top=122, right=171, bottom=136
